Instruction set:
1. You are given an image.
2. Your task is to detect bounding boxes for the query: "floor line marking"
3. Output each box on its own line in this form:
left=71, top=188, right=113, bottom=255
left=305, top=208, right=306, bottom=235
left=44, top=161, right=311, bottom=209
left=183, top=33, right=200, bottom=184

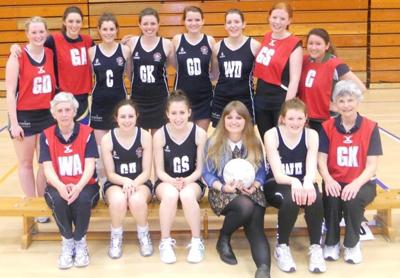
left=379, top=127, right=400, bottom=143
left=0, top=164, right=17, bottom=186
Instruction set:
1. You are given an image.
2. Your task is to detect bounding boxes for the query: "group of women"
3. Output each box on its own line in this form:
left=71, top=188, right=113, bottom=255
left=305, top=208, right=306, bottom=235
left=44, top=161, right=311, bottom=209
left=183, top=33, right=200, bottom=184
left=5, top=2, right=382, bottom=277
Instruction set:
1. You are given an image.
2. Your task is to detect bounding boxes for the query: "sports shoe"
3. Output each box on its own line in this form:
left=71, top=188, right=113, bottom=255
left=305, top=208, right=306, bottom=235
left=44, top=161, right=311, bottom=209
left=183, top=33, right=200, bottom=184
left=274, top=244, right=296, bottom=272
left=186, top=238, right=205, bottom=263
left=58, top=237, right=74, bottom=269
left=108, top=232, right=123, bottom=259
left=35, top=217, right=50, bottom=223
left=309, top=244, right=326, bottom=273
left=138, top=230, right=153, bottom=257
left=159, top=238, right=176, bottom=264
left=323, top=243, right=340, bottom=261
left=344, top=242, right=362, bottom=264
left=74, top=236, right=90, bottom=267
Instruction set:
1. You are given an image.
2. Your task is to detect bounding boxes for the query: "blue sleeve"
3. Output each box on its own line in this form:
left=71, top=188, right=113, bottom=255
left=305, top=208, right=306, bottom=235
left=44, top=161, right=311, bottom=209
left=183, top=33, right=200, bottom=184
left=255, top=161, right=267, bottom=185
left=318, top=128, right=329, bottom=153
left=368, top=126, right=383, bottom=156
left=202, top=140, right=222, bottom=188
left=85, top=132, right=99, bottom=158
left=38, top=132, right=51, bottom=163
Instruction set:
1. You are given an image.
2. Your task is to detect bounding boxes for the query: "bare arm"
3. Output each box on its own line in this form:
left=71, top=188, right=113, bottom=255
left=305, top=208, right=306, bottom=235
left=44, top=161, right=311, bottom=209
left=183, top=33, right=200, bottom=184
left=163, top=38, right=176, bottom=69
left=250, top=38, right=261, bottom=57
left=318, top=151, right=342, bottom=197
left=5, top=54, right=23, bottom=139
left=182, top=126, right=207, bottom=185
left=121, top=44, right=132, bottom=90
left=153, top=128, right=175, bottom=184
left=286, top=45, right=303, bottom=100
left=340, top=71, right=367, bottom=92
left=209, top=41, right=221, bottom=82
left=88, top=45, right=96, bottom=63
left=303, top=129, right=319, bottom=185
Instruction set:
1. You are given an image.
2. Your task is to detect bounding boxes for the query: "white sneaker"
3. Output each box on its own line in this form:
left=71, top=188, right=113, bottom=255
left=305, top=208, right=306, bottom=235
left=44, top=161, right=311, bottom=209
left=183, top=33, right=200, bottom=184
left=138, top=230, right=153, bottom=257
left=58, top=237, right=74, bottom=269
left=74, top=236, right=90, bottom=267
left=35, top=217, right=50, bottom=223
left=309, top=244, right=326, bottom=273
left=274, top=244, right=296, bottom=272
left=323, top=243, right=340, bottom=261
left=108, top=233, right=123, bottom=259
left=344, top=242, right=362, bottom=264
left=159, top=238, right=176, bottom=264
left=186, top=238, right=205, bottom=263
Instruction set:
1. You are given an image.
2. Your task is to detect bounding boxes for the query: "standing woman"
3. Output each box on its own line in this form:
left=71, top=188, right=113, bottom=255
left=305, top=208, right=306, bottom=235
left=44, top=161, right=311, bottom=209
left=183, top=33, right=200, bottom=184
left=153, top=90, right=207, bottom=264
left=127, top=7, right=175, bottom=134
left=11, top=6, right=94, bottom=123
left=89, top=12, right=130, bottom=145
left=6, top=17, right=56, bottom=201
left=172, top=6, right=215, bottom=131
left=101, top=100, right=153, bottom=259
left=318, top=80, right=382, bottom=264
left=40, top=92, right=99, bottom=269
left=298, top=28, right=367, bottom=132
left=203, top=101, right=271, bottom=278
left=210, top=9, right=261, bottom=127
left=254, top=2, right=302, bottom=137
left=264, top=98, right=325, bottom=273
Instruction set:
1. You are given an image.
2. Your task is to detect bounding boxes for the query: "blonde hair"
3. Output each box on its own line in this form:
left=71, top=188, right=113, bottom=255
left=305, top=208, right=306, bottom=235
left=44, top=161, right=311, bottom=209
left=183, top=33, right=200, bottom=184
left=206, top=101, right=263, bottom=173
left=24, top=16, right=48, bottom=32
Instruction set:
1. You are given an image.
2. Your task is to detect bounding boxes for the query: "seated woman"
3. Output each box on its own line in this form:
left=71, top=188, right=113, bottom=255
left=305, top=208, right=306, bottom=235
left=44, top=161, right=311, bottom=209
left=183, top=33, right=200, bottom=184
left=101, top=100, right=153, bottom=259
left=264, top=98, right=325, bottom=273
left=318, top=80, right=383, bottom=264
left=153, top=90, right=207, bottom=264
left=203, top=101, right=271, bottom=278
left=40, top=92, right=99, bottom=269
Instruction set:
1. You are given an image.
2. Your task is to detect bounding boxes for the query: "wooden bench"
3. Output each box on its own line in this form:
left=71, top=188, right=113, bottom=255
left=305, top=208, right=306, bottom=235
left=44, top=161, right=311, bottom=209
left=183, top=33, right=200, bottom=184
left=0, top=189, right=399, bottom=249
left=0, top=196, right=209, bottom=249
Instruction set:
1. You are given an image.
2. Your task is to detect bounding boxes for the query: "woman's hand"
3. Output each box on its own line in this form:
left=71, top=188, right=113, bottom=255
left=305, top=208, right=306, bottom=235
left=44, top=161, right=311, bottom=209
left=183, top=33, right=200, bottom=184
left=121, top=35, right=133, bottom=45
left=221, top=180, right=238, bottom=193
left=10, top=123, right=24, bottom=140
left=291, top=178, right=303, bottom=205
left=67, top=184, right=84, bottom=205
left=303, top=180, right=317, bottom=206
left=10, top=43, right=22, bottom=58
left=324, top=177, right=342, bottom=197
left=122, top=177, right=136, bottom=196
left=57, top=184, right=70, bottom=202
left=341, top=182, right=361, bottom=201
left=241, top=183, right=257, bottom=196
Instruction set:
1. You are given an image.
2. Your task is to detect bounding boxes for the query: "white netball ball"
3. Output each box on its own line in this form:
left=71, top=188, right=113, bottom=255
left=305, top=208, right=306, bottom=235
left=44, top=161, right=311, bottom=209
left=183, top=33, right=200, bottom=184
left=223, top=158, right=256, bottom=188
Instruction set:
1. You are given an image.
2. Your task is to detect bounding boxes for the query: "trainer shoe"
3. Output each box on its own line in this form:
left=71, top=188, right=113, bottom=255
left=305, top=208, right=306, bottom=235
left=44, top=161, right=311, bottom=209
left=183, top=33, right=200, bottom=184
left=108, top=232, right=123, bottom=259
left=35, top=217, right=50, bottom=223
left=186, top=238, right=205, bottom=263
left=58, top=237, right=74, bottom=270
left=274, top=244, right=296, bottom=272
left=323, top=243, right=340, bottom=261
left=74, top=236, right=90, bottom=267
left=309, top=244, right=326, bottom=273
left=138, top=230, right=153, bottom=257
left=159, top=238, right=176, bottom=264
left=344, top=242, right=362, bottom=264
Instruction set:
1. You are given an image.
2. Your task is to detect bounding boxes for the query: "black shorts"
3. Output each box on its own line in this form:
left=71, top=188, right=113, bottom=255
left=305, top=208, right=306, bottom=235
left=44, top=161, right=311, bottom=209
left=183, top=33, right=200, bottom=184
left=90, top=104, right=117, bottom=130
left=153, top=179, right=207, bottom=200
left=102, top=179, right=153, bottom=203
left=9, top=109, right=54, bottom=137
left=74, top=94, right=90, bottom=124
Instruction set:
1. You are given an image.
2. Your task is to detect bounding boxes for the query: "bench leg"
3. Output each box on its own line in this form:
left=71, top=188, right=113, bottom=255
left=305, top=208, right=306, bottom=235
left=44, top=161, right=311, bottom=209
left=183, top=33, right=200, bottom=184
left=21, top=216, right=36, bottom=249
left=375, top=209, right=396, bottom=242
left=203, top=209, right=208, bottom=239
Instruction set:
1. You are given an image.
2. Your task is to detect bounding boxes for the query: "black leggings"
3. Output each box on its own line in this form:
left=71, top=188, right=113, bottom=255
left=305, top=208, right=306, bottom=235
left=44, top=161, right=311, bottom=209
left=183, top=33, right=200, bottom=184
left=44, top=184, right=100, bottom=240
left=221, top=195, right=271, bottom=268
left=265, top=180, right=324, bottom=245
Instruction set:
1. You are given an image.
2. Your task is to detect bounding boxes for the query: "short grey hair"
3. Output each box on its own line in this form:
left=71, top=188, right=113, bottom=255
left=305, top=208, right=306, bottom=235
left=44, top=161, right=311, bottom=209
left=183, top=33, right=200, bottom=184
left=332, top=80, right=363, bottom=102
left=50, top=92, right=79, bottom=116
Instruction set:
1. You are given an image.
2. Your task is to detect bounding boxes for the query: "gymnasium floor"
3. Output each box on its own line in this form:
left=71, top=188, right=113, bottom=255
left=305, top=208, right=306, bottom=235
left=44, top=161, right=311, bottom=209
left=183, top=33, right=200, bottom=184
left=0, top=89, right=399, bottom=277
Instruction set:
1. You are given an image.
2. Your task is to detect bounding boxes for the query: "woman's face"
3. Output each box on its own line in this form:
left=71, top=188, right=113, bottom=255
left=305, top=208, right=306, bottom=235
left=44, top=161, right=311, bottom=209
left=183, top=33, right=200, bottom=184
left=335, top=94, right=359, bottom=118
left=307, top=34, right=329, bottom=61
left=224, top=109, right=245, bottom=135
left=166, top=101, right=191, bottom=130
left=63, top=12, right=83, bottom=39
left=26, top=22, right=47, bottom=47
left=184, top=11, right=204, bottom=34
left=116, top=104, right=137, bottom=131
left=225, top=13, right=245, bottom=38
left=281, top=109, right=307, bottom=134
left=139, top=15, right=159, bottom=37
left=53, top=102, right=75, bottom=127
left=99, top=20, right=117, bottom=43
left=269, top=8, right=290, bottom=34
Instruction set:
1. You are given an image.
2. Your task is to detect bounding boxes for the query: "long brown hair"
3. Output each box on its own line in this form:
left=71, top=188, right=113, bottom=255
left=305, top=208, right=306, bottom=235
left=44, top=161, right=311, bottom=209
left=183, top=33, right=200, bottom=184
left=61, top=6, right=83, bottom=33
left=307, top=28, right=337, bottom=56
left=206, top=101, right=263, bottom=173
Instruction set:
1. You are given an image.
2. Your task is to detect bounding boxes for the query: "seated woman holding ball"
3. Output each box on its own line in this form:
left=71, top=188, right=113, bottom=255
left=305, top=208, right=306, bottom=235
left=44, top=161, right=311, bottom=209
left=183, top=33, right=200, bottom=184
left=203, top=100, right=271, bottom=278
left=263, top=98, right=325, bottom=274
